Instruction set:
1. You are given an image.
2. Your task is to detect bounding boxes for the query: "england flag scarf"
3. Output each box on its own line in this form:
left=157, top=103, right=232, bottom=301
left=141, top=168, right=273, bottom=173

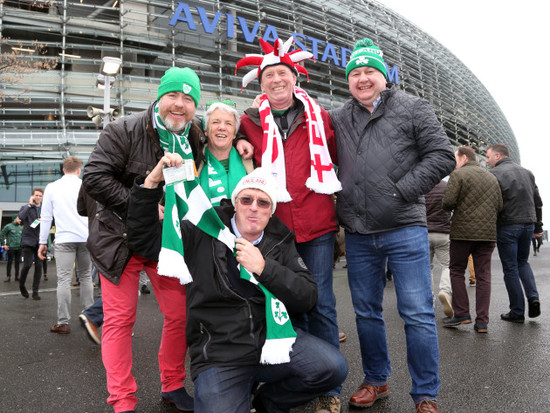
left=258, top=86, right=342, bottom=201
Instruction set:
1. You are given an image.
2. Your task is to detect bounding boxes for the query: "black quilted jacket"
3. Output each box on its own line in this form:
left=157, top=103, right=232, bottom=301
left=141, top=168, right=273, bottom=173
left=330, top=85, right=456, bottom=234
left=442, top=161, right=502, bottom=241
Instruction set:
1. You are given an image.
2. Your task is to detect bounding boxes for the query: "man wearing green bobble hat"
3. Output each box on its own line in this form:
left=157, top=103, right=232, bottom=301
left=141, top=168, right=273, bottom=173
left=81, top=66, right=205, bottom=413
left=330, top=38, right=456, bottom=412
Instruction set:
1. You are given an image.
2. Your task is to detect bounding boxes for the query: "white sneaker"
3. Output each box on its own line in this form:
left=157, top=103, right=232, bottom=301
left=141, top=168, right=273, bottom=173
left=438, top=291, right=454, bottom=318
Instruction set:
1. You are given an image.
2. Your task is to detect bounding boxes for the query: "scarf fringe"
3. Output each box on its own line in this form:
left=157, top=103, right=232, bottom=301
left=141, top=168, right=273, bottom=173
left=305, top=176, right=342, bottom=194
left=260, top=337, right=296, bottom=365
left=157, top=247, right=193, bottom=285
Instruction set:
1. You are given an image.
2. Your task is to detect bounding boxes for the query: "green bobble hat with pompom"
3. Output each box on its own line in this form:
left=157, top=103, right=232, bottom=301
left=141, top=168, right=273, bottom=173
left=157, top=67, right=201, bottom=107
left=345, top=38, right=388, bottom=80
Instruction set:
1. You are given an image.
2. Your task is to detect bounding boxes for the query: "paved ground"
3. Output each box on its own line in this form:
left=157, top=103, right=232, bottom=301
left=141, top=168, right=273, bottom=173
left=0, top=246, right=549, bottom=412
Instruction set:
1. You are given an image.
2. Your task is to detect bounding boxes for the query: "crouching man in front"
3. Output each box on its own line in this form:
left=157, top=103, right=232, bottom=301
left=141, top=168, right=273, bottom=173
left=127, top=157, right=348, bottom=413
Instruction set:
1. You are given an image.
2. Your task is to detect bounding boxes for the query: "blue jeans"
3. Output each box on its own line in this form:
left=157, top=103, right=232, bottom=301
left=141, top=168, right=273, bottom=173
left=496, top=224, right=539, bottom=316
left=345, top=226, right=440, bottom=403
left=193, top=329, right=348, bottom=413
left=294, top=231, right=341, bottom=396
left=83, top=296, right=104, bottom=327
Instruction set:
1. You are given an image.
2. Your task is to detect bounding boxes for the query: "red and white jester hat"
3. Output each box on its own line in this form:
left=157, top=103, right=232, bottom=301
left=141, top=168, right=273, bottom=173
left=235, top=36, right=314, bottom=89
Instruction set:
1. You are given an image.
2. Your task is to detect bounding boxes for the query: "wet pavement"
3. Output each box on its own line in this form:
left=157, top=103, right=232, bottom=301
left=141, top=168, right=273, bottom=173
left=1, top=246, right=549, bottom=412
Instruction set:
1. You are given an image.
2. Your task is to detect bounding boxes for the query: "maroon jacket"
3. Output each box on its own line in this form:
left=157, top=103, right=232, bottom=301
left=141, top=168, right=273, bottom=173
left=425, top=180, right=451, bottom=234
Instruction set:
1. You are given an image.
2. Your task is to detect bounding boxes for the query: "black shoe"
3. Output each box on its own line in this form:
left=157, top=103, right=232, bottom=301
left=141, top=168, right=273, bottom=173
left=14, top=277, right=19, bottom=282
left=32, top=292, right=41, bottom=301
left=528, top=298, right=541, bottom=318
left=43, top=274, right=48, bottom=281
left=4, top=278, right=10, bottom=283
left=20, top=287, right=29, bottom=299
left=474, top=323, right=488, bottom=333
left=141, top=284, right=151, bottom=294
left=161, top=386, right=194, bottom=411
left=443, top=315, right=472, bottom=327
left=500, top=312, right=525, bottom=323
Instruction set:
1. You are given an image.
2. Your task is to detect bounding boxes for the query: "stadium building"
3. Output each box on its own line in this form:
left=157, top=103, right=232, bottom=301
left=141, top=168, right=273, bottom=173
left=0, top=0, right=518, bottom=217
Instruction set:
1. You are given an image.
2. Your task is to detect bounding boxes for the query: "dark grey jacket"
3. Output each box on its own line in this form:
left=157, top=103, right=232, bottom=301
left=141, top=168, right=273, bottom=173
left=489, top=157, right=543, bottom=227
left=18, top=204, right=40, bottom=248
left=330, top=85, right=455, bottom=234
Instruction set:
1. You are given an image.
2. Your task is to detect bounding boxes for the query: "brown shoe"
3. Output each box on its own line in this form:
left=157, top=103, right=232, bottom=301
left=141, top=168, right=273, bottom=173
left=50, top=324, right=71, bottom=334
left=349, top=383, right=389, bottom=407
left=338, top=332, right=347, bottom=342
left=79, top=314, right=100, bottom=345
left=416, top=399, right=438, bottom=412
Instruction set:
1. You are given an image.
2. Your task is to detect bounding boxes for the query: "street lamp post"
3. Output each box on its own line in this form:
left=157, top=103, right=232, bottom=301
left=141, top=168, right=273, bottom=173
left=96, top=56, right=122, bottom=128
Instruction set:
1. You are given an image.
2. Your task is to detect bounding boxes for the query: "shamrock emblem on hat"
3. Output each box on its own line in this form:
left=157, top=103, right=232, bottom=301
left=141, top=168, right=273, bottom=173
left=356, top=56, right=369, bottom=65
left=182, top=84, right=192, bottom=94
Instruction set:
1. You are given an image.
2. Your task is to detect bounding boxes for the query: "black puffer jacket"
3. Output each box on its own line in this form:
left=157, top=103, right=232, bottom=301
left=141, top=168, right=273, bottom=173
left=330, top=85, right=456, bottom=234
left=489, top=157, right=543, bottom=227
left=127, top=183, right=317, bottom=380
left=82, top=103, right=205, bottom=284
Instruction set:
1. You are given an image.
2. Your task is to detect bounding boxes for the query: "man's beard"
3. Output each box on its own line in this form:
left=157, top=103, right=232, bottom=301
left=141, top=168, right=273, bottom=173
left=163, top=116, right=189, bottom=133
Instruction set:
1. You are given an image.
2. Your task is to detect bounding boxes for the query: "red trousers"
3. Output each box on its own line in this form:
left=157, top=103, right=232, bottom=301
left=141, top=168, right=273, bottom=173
left=101, top=254, right=187, bottom=412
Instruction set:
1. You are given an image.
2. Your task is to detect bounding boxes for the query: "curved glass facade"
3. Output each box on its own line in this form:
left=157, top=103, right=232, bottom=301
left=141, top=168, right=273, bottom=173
left=0, top=0, right=518, bottom=207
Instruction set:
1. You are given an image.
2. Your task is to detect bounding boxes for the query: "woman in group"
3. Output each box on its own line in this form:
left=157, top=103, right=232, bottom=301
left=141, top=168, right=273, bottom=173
left=198, top=101, right=253, bottom=205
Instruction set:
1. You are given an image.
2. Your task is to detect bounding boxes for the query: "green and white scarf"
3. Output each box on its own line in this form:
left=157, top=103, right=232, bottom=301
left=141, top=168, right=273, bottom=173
left=199, top=147, right=247, bottom=206
left=237, top=258, right=297, bottom=364
left=154, top=103, right=296, bottom=363
left=154, top=104, right=234, bottom=283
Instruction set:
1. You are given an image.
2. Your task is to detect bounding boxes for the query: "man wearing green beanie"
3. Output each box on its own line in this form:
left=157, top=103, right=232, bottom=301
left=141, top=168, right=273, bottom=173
left=330, top=38, right=456, bottom=413
left=2, top=214, right=23, bottom=282
left=81, top=65, right=205, bottom=413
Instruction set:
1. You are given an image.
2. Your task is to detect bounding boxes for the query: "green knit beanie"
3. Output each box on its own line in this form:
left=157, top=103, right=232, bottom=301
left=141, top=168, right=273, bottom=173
left=346, top=38, right=388, bottom=80
left=157, top=67, right=201, bottom=107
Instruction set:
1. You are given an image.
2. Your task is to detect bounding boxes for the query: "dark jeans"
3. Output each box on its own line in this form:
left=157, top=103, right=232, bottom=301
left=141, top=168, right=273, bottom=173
left=449, top=240, right=495, bottom=325
left=193, top=329, right=348, bottom=413
left=497, top=224, right=539, bottom=316
left=19, top=246, right=42, bottom=294
left=6, top=249, right=22, bottom=279
left=83, top=296, right=104, bottom=327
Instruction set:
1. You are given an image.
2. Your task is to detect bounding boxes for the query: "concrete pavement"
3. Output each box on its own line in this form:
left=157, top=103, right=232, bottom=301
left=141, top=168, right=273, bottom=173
left=0, top=246, right=549, bottom=412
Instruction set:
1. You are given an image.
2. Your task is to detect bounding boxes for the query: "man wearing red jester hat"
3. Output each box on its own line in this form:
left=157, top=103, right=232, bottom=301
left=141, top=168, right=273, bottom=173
left=235, top=36, right=343, bottom=413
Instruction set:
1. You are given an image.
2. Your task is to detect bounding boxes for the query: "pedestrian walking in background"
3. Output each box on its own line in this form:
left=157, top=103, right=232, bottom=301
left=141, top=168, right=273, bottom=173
left=2, top=214, right=23, bottom=283
left=425, top=181, right=453, bottom=318
left=487, top=144, right=543, bottom=323
left=38, top=156, right=94, bottom=335
left=18, top=188, right=43, bottom=300
left=442, top=146, right=502, bottom=333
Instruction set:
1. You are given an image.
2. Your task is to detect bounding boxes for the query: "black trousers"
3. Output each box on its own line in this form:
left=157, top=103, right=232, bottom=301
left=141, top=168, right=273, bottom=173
left=6, top=249, right=22, bottom=279
left=19, top=246, right=42, bottom=293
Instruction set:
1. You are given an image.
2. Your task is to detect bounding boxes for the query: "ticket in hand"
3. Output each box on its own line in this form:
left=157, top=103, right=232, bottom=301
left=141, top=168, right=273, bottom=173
left=163, top=160, right=196, bottom=185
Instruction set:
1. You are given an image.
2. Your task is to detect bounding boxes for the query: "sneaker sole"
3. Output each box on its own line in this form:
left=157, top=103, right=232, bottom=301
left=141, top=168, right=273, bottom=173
left=79, top=314, right=101, bottom=345
left=349, top=391, right=389, bottom=407
left=443, top=318, right=472, bottom=327
left=438, top=292, right=454, bottom=318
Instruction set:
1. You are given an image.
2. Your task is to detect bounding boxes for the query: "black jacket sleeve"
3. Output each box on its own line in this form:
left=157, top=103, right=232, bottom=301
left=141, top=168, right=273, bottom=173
left=126, top=177, right=163, bottom=261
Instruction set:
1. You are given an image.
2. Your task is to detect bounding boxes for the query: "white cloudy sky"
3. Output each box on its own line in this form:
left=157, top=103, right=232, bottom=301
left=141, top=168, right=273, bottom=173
left=373, top=0, right=550, bottom=222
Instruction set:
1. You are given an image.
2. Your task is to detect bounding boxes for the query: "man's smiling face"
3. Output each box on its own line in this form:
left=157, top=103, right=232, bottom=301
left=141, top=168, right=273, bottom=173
left=158, top=91, right=196, bottom=132
left=348, top=66, right=387, bottom=111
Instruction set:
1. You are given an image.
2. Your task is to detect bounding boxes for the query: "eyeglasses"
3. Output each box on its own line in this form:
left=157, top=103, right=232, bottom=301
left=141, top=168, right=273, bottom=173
left=237, top=196, right=272, bottom=209
left=206, top=99, right=237, bottom=109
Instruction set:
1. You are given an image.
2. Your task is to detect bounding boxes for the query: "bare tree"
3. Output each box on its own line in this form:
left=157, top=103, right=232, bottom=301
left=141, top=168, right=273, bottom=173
left=1, top=0, right=57, bottom=104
